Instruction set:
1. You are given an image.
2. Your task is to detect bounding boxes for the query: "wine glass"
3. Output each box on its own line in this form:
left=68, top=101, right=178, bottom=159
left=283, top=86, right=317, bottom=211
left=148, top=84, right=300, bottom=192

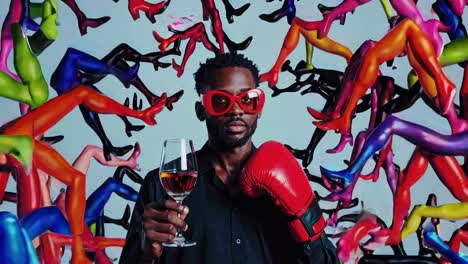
left=159, top=139, right=198, bottom=247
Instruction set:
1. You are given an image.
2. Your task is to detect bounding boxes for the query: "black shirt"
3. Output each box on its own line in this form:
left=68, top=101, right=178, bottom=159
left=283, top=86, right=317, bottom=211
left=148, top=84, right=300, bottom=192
left=120, top=143, right=339, bottom=264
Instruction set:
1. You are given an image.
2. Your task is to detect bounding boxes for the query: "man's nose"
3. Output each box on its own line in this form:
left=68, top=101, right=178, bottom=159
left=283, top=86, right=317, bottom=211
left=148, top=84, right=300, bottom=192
left=228, top=101, right=244, bottom=116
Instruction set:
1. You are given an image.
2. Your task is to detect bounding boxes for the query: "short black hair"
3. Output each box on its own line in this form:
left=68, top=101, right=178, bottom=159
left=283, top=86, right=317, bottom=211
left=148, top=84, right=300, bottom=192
left=193, top=53, right=259, bottom=96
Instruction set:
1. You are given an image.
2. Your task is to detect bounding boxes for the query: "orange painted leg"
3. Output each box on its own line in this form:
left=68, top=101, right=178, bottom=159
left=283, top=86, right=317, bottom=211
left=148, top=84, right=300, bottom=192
left=315, top=19, right=455, bottom=132
left=260, top=19, right=301, bottom=88
left=3, top=85, right=166, bottom=137
left=1, top=85, right=165, bottom=263
left=260, top=18, right=350, bottom=88
left=33, top=140, right=90, bottom=264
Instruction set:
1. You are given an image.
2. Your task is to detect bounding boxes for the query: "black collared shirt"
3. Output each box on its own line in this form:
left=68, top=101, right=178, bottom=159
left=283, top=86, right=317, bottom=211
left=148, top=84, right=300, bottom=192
left=120, top=143, right=339, bottom=264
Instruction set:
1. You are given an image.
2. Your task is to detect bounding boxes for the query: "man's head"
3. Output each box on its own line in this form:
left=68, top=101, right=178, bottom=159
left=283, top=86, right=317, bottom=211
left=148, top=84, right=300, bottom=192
left=194, top=53, right=263, bottom=150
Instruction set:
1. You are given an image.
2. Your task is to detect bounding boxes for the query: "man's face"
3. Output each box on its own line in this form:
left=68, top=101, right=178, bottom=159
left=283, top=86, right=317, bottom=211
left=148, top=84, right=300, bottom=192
left=200, top=66, right=260, bottom=149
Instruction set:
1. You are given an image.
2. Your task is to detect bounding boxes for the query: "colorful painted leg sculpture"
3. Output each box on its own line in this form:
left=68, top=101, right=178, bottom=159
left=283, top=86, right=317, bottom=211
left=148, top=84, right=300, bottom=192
left=320, top=115, right=468, bottom=189
left=21, top=206, right=71, bottom=239
left=73, top=43, right=180, bottom=136
left=85, top=178, right=138, bottom=225
left=317, top=0, right=449, bottom=56
left=21, top=0, right=59, bottom=40
left=433, top=0, right=467, bottom=41
left=424, top=231, right=468, bottom=264
left=0, top=23, right=48, bottom=109
left=321, top=115, right=468, bottom=247
left=100, top=42, right=184, bottom=110
left=304, top=40, right=315, bottom=70
left=73, top=144, right=140, bottom=175
left=337, top=213, right=381, bottom=263
left=260, top=17, right=352, bottom=88
left=50, top=47, right=142, bottom=159
left=314, top=19, right=456, bottom=135
left=440, top=223, right=468, bottom=264
left=401, top=203, right=467, bottom=241
left=0, top=212, right=40, bottom=264
left=128, top=0, right=171, bottom=23
left=0, top=135, right=33, bottom=169
left=446, top=0, right=468, bottom=16
left=1, top=0, right=22, bottom=80
left=77, top=43, right=182, bottom=136
left=317, top=78, right=402, bottom=226
left=280, top=63, right=372, bottom=167
left=153, top=22, right=219, bottom=77
left=0, top=85, right=166, bottom=264
left=102, top=204, right=131, bottom=231
left=201, top=0, right=252, bottom=54
left=332, top=212, right=408, bottom=256
left=36, top=143, right=141, bottom=263
left=61, top=0, right=111, bottom=35
left=201, top=0, right=226, bottom=53
left=271, top=62, right=342, bottom=97
left=308, top=41, right=377, bottom=154
left=52, top=184, right=132, bottom=264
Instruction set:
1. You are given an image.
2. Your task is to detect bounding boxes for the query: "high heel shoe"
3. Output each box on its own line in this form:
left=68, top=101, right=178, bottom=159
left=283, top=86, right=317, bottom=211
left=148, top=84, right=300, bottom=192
left=313, top=116, right=350, bottom=134
left=320, top=166, right=355, bottom=189
left=307, top=106, right=333, bottom=121
left=259, top=70, right=279, bottom=89
left=78, top=16, right=111, bottom=36
left=225, top=2, right=250, bottom=23
left=326, top=133, right=353, bottom=154
left=103, top=205, right=131, bottom=230
left=142, top=93, right=167, bottom=125
left=172, top=58, right=184, bottom=78
left=103, top=144, right=134, bottom=161
left=164, top=90, right=184, bottom=111
left=223, top=31, right=253, bottom=53
left=113, top=166, right=144, bottom=184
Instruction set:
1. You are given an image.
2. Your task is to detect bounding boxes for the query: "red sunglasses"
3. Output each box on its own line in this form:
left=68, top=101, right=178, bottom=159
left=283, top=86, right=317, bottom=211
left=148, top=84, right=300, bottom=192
left=201, top=88, right=265, bottom=116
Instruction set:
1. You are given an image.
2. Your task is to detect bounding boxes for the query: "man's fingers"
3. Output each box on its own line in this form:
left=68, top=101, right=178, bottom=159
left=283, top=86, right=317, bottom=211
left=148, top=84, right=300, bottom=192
left=143, top=210, right=186, bottom=229
left=153, top=223, right=176, bottom=236
left=151, top=242, right=163, bottom=258
left=145, top=200, right=189, bottom=214
left=162, top=199, right=189, bottom=214
left=163, top=210, right=187, bottom=229
left=145, top=229, right=175, bottom=244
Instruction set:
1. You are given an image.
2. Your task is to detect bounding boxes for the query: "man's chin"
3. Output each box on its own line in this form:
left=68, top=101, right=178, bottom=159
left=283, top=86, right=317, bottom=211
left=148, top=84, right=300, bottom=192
left=220, top=132, right=250, bottom=149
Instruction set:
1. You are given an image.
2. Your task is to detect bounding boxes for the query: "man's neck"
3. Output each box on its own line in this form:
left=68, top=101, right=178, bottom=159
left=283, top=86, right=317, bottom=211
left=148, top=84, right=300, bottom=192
left=207, top=140, right=253, bottom=193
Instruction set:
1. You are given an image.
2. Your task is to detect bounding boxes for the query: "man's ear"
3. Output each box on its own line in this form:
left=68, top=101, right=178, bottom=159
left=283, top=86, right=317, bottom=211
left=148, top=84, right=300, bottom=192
left=195, top=101, right=206, bottom=121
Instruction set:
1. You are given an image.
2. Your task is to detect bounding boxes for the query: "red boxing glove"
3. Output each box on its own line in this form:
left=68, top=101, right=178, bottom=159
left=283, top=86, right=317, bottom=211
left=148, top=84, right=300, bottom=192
left=240, top=141, right=325, bottom=243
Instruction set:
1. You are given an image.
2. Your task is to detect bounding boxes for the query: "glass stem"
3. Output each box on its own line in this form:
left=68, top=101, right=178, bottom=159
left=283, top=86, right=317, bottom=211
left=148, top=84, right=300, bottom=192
left=175, top=200, right=184, bottom=241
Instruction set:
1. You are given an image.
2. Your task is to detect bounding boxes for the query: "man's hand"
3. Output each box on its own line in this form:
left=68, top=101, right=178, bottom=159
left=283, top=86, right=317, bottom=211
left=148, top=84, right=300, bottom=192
left=142, top=199, right=189, bottom=258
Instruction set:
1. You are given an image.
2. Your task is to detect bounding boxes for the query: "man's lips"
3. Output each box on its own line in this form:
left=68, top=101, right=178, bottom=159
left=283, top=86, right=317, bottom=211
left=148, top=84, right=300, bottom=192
left=225, top=120, right=246, bottom=133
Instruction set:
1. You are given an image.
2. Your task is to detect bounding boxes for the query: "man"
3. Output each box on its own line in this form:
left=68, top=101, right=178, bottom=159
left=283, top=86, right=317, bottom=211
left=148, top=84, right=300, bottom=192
left=120, top=53, right=339, bottom=263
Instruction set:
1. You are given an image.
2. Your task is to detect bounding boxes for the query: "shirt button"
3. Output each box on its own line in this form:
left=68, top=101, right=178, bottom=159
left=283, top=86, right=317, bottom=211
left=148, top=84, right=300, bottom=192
left=236, top=238, right=241, bottom=244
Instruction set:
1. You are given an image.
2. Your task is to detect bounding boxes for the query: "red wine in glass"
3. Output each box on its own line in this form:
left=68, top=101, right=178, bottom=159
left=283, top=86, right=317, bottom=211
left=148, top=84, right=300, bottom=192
left=160, top=171, right=198, bottom=202
left=159, top=139, right=198, bottom=247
